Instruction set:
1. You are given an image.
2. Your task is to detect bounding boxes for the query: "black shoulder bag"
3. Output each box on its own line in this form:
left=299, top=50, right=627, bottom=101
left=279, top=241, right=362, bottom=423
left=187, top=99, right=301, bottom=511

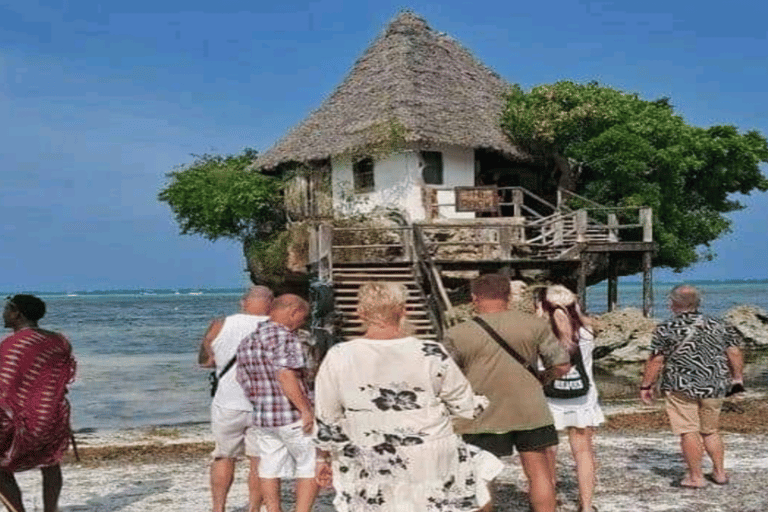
left=542, top=345, right=590, bottom=399
left=473, top=316, right=541, bottom=382
left=209, top=355, right=237, bottom=397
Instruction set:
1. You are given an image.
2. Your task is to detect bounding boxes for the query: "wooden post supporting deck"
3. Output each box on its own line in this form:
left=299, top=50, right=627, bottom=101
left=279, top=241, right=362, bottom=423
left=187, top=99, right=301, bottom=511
left=576, top=210, right=588, bottom=243
left=318, top=223, right=333, bottom=282
left=640, top=208, right=654, bottom=317
left=608, top=213, right=618, bottom=243
left=643, top=251, right=653, bottom=317
left=577, top=259, right=588, bottom=310
left=608, top=255, right=618, bottom=312
left=512, top=188, right=523, bottom=218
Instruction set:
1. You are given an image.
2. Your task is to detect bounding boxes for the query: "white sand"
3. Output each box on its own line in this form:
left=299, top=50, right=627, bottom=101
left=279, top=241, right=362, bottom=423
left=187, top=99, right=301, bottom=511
left=10, top=402, right=768, bottom=512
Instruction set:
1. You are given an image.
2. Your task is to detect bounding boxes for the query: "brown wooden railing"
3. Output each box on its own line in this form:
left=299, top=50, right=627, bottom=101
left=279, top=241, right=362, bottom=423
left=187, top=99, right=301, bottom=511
left=413, top=227, right=456, bottom=333
left=308, top=182, right=653, bottom=267
left=426, top=185, right=558, bottom=219
left=329, top=226, right=413, bottom=263
left=310, top=205, right=651, bottom=265
left=412, top=206, right=650, bottom=261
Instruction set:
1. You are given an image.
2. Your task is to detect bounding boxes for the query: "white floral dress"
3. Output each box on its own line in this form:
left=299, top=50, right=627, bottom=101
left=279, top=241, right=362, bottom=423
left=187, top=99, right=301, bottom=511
left=314, top=337, right=503, bottom=512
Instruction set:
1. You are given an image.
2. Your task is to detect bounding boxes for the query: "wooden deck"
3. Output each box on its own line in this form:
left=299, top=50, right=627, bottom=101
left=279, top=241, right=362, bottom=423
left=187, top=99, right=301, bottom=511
left=306, top=187, right=656, bottom=339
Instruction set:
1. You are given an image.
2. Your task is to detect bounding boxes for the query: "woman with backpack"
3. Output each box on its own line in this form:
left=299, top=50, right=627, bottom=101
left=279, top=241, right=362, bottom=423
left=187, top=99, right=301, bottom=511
left=535, top=285, right=604, bottom=512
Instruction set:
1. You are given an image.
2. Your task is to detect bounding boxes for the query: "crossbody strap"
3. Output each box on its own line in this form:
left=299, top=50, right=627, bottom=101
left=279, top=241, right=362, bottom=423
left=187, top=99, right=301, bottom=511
left=473, top=316, right=540, bottom=381
left=218, top=355, right=237, bottom=380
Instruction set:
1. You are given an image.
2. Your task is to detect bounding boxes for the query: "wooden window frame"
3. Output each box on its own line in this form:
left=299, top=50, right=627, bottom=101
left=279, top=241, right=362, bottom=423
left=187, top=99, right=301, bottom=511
left=421, top=151, right=444, bottom=185
left=353, top=157, right=375, bottom=193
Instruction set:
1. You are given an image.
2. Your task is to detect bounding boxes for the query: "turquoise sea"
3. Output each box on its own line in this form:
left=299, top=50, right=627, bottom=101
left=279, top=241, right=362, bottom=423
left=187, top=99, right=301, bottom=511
left=5, top=281, right=767, bottom=432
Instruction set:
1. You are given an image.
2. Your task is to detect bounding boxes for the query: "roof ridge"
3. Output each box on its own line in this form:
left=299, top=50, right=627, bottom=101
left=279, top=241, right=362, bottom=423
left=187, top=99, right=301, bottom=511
left=256, top=12, right=524, bottom=170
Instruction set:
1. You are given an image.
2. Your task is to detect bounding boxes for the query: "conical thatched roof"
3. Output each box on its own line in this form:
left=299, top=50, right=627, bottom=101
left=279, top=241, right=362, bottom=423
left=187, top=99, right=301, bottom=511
left=256, top=11, right=525, bottom=170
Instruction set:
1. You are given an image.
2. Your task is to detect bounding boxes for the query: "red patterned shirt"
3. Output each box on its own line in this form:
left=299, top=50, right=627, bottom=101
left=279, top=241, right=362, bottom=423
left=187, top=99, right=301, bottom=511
left=0, top=328, right=76, bottom=471
left=236, top=320, right=312, bottom=427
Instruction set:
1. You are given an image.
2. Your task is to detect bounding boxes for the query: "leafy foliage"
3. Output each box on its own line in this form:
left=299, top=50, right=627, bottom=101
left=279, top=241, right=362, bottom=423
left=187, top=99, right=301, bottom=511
left=245, top=231, right=292, bottom=284
left=502, top=81, right=768, bottom=270
left=158, top=148, right=285, bottom=242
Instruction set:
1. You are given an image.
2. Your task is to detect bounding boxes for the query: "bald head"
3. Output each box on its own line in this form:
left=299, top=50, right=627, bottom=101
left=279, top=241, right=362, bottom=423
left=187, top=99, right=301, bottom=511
left=270, top=294, right=310, bottom=331
left=669, top=284, right=700, bottom=313
left=241, top=286, right=274, bottom=316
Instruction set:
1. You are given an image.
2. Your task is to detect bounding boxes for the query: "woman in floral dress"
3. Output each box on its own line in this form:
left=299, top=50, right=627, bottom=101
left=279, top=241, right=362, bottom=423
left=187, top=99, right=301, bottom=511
left=313, top=282, right=502, bottom=512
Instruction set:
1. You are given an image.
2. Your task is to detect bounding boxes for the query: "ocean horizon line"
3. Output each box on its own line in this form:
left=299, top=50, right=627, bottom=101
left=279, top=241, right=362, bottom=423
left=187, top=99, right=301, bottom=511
left=1, top=287, right=244, bottom=297
left=3, top=277, right=767, bottom=297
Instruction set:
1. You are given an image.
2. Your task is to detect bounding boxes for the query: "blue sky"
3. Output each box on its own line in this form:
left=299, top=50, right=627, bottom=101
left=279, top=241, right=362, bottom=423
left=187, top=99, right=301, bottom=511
left=1, top=0, right=766, bottom=292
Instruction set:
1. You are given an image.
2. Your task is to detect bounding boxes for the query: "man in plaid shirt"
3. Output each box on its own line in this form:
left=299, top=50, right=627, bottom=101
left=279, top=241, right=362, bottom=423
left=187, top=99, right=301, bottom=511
left=237, top=293, right=318, bottom=512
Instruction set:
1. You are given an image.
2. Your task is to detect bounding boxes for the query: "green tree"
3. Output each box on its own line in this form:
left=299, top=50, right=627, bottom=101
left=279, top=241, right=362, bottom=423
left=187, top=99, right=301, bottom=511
left=502, top=81, right=768, bottom=271
left=158, top=148, right=287, bottom=282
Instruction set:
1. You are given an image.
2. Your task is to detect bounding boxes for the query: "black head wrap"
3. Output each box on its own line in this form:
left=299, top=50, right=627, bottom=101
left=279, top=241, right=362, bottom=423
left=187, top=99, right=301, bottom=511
left=7, top=294, right=46, bottom=322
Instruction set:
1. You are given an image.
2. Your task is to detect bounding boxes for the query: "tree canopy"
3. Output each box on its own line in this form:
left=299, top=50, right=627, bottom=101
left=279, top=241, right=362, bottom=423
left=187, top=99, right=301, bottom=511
left=502, top=81, right=768, bottom=271
left=158, top=148, right=285, bottom=244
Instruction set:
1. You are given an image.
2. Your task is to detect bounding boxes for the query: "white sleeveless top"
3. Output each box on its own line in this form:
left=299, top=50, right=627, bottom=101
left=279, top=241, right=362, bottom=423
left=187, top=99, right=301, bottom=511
left=545, top=327, right=605, bottom=429
left=211, top=313, right=267, bottom=411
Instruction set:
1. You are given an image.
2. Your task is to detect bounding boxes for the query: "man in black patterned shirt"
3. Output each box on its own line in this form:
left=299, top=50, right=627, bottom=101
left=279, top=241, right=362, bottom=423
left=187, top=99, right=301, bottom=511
left=640, top=284, right=744, bottom=488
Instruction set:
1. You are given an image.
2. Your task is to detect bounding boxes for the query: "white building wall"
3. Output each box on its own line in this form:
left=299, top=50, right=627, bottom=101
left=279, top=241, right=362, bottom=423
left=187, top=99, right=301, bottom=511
left=331, top=145, right=476, bottom=222
left=434, top=145, right=476, bottom=220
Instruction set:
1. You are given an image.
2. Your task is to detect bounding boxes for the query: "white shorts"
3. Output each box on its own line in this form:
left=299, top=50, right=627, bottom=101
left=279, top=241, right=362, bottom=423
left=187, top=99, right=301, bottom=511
left=255, top=420, right=316, bottom=479
left=210, top=404, right=261, bottom=459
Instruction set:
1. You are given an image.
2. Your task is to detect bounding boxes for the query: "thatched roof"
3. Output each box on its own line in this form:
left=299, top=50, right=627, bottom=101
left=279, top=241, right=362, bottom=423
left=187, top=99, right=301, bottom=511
left=256, top=11, right=525, bottom=170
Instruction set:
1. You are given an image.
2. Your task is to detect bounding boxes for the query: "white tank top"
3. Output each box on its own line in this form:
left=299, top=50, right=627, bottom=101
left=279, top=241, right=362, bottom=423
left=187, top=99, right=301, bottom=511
left=211, top=313, right=267, bottom=411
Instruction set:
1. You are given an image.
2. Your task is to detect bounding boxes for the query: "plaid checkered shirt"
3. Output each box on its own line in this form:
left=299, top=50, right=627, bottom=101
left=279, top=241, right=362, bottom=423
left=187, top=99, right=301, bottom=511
left=236, top=319, right=313, bottom=427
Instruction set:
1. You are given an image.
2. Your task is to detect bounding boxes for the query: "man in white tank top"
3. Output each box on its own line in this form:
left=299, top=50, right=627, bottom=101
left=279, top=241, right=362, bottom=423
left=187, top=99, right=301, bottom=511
left=199, top=286, right=273, bottom=512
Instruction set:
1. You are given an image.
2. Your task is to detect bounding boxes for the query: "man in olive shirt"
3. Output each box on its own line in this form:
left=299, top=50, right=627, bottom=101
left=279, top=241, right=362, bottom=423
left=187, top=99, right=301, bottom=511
left=444, top=274, right=570, bottom=512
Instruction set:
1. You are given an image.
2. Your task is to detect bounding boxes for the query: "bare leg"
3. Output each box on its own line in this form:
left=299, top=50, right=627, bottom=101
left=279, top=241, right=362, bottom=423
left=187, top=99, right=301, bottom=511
left=679, top=432, right=706, bottom=487
left=247, top=457, right=262, bottom=512
left=0, top=470, right=24, bottom=512
left=702, top=433, right=727, bottom=483
left=41, top=465, right=62, bottom=512
left=210, top=458, right=235, bottom=512
left=294, top=477, right=319, bottom=512
left=260, top=478, right=281, bottom=512
left=519, top=449, right=556, bottom=512
left=568, top=428, right=596, bottom=511
left=545, top=445, right=558, bottom=490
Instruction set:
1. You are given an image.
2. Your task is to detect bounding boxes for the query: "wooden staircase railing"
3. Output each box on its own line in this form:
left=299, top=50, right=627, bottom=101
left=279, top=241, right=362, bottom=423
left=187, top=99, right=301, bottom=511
left=331, top=264, right=438, bottom=341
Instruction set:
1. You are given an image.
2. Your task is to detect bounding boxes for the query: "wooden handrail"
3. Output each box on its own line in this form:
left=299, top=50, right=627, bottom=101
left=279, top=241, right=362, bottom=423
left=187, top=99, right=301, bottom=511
left=413, top=226, right=453, bottom=333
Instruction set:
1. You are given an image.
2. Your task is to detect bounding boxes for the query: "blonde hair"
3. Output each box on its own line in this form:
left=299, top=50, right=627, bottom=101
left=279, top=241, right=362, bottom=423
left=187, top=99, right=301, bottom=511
left=357, top=281, right=407, bottom=328
left=538, top=284, right=591, bottom=349
left=545, top=285, right=577, bottom=308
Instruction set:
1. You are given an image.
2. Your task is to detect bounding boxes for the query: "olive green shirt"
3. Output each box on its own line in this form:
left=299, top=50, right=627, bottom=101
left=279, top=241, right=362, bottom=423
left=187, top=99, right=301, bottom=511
left=444, top=309, right=568, bottom=434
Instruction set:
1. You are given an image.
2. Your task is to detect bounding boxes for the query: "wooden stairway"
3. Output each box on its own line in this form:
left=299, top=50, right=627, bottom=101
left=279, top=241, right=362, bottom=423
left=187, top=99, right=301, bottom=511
left=332, top=263, right=438, bottom=341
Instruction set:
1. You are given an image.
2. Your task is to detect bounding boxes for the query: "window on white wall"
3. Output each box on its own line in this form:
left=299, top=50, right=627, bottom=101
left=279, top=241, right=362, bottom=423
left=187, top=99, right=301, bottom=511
left=421, top=151, right=443, bottom=185
left=353, top=157, right=375, bottom=193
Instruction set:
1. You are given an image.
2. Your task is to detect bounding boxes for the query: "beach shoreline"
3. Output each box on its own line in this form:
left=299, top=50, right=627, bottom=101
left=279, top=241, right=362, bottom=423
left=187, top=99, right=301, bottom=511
left=16, top=392, right=760, bottom=511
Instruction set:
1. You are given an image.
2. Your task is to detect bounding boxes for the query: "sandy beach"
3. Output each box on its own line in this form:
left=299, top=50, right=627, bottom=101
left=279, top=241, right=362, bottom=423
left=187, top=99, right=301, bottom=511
left=8, top=394, right=766, bottom=512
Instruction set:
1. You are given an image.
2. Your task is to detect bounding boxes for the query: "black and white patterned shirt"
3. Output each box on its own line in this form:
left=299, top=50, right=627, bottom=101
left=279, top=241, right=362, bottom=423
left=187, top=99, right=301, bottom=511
left=651, top=312, right=742, bottom=398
